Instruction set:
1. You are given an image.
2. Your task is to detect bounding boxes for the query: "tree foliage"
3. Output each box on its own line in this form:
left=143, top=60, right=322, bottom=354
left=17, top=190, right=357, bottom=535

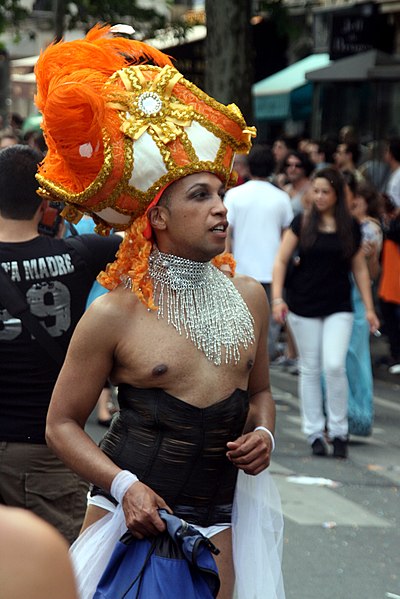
left=66, top=1, right=168, bottom=38
left=0, top=0, right=171, bottom=39
left=258, top=0, right=299, bottom=39
left=0, top=0, right=29, bottom=36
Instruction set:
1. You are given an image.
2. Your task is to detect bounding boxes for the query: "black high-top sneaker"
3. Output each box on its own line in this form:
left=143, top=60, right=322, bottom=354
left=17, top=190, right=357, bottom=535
left=333, top=437, right=348, bottom=459
left=311, top=438, right=327, bottom=456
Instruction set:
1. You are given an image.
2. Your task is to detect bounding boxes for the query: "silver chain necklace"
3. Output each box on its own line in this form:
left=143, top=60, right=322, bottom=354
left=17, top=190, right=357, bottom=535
left=147, top=248, right=255, bottom=366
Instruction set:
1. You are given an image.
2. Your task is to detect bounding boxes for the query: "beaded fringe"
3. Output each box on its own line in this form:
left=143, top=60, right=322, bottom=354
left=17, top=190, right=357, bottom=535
left=146, top=248, right=255, bottom=366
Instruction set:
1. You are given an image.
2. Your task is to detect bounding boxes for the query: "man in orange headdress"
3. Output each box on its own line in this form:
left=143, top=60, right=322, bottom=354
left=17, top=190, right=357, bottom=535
left=41, top=25, right=284, bottom=598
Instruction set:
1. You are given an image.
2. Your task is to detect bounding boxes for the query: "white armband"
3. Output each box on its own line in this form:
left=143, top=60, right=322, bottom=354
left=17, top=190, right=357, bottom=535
left=254, top=426, right=276, bottom=452
left=110, top=470, right=139, bottom=504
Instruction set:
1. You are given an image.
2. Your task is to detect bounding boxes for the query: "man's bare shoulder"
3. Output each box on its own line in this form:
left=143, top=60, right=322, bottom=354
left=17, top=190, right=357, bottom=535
left=87, top=284, right=141, bottom=320
left=232, top=273, right=267, bottom=301
left=230, top=273, right=269, bottom=324
left=73, top=285, right=145, bottom=349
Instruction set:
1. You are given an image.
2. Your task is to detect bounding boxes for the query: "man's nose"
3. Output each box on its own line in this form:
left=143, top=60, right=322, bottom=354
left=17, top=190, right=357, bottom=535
left=213, top=196, right=227, bottom=214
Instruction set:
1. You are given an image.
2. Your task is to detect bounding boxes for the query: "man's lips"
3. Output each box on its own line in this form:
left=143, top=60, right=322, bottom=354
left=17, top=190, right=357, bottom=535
left=210, top=222, right=228, bottom=233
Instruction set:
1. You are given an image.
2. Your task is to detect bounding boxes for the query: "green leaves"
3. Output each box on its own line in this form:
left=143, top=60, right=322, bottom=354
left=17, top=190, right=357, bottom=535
left=0, top=0, right=169, bottom=39
left=0, top=0, right=29, bottom=36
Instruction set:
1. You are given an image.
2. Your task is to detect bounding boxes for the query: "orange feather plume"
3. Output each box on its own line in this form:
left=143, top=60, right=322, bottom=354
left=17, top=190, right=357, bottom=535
left=35, top=24, right=173, bottom=193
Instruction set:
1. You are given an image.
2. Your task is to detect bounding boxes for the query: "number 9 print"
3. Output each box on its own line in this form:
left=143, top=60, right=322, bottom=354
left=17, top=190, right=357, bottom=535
left=0, top=281, right=71, bottom=341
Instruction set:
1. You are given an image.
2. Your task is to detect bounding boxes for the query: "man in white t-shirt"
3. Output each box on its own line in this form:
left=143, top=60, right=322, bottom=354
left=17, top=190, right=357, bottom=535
left=384, top=138, right=400, bottom=207
left=225, top=144, right=293, bottom=358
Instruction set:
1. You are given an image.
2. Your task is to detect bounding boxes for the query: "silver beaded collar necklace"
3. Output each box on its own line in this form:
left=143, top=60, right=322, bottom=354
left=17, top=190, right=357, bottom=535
left=147, top=247, right=255, bottom=366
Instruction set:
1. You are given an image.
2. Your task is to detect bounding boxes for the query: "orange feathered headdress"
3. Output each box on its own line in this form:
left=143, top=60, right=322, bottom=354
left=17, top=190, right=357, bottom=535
left=35, top=25, right=255, bottom=306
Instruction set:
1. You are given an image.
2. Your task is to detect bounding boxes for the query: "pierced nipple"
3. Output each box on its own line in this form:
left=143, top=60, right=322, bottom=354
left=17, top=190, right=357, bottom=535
left=152, top=364, right=168, bottom=376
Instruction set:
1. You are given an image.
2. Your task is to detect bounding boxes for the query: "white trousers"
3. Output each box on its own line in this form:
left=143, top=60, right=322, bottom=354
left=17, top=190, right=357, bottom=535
left=288, top=311, right=354, bottom=442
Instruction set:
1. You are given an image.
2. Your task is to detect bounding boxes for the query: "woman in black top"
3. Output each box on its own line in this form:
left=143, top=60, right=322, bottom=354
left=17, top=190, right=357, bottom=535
left=272, top=168, right=379, bottom=458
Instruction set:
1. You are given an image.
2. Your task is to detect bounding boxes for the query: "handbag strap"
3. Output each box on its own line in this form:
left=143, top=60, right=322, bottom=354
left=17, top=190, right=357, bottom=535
left=0, top=266, right=65, bottom=367
left=65, top=234, right=99, bottom=278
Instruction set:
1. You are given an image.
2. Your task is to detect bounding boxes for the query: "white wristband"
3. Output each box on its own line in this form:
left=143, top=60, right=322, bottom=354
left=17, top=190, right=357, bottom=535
left=254, top=426, right=275, bottom=452
left=110, top=470, right=139, bottom=504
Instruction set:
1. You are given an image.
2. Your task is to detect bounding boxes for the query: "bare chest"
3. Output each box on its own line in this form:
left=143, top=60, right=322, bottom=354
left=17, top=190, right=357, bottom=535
left=111, top=305, right=257, bottom=407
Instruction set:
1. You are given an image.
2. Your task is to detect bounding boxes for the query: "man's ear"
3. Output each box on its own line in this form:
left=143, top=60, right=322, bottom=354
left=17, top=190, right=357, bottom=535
left=148, top=205, right=168, bottom=231
left=36, top=200, right=47, bottom=220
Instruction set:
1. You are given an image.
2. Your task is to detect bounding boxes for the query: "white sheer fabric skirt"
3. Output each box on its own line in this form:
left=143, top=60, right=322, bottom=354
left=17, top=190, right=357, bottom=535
left=70, top=469, right=285, bottom=599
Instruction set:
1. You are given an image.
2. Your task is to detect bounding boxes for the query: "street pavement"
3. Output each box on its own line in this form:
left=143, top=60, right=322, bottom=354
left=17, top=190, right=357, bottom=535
left=270, top=367, right=400, bottom=599
left=85, top=341, right=400, bottom=599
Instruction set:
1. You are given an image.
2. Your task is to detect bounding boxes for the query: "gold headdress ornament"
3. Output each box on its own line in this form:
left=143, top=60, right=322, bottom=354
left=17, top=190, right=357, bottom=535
left=35, top=24, right=256, bottom=307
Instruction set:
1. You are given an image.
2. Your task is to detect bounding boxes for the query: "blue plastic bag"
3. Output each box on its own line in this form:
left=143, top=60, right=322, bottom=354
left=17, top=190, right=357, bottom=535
left=93, top=510, right=220, bottom=598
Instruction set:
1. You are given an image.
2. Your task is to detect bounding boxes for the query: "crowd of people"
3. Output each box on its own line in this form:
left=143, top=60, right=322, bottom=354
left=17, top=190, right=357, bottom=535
left=227, top=128, right=400, bottom=461
left=0, top=113, right=46, bottom=154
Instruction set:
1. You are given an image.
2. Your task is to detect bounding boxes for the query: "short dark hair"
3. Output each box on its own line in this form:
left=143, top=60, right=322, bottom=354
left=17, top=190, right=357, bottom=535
left=319, top=139, right=336, bottom=164
left=342, top=169, right=357, bottom=196
left=274, top=134, right=298, bottom=151
left=387, top=138, right=400, bottom=163
left=158, top=184, right=173, bottom=209
left=344, top=142, right=361, bottom=165
left=248, top=144, right=275, bottom=178
left=284, top=150, right=315, bottom=177
left=355, top=181, right=382, bottom=220
left=0, top=144, right=43, bottom=219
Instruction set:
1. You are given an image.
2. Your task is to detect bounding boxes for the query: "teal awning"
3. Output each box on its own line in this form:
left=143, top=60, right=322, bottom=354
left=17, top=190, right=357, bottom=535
left=290, top=83, right=313, bottom=121
left=252, top=54, right=330, bottom=121
left=21, top=113, right=42, bottom=135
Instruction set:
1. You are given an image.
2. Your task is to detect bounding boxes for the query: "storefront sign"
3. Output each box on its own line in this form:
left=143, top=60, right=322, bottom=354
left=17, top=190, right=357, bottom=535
left=329, top=3, right=394, bottom=60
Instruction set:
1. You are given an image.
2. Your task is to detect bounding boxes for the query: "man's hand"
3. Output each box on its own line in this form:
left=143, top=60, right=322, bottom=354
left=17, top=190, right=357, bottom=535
left=122, top=481, right=172, bottom=539
left=226, top=429, right=273, bottom=475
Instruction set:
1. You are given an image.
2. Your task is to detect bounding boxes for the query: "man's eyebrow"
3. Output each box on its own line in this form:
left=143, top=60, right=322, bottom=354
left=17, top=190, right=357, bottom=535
left=186, top=182, right=226, bottom=194
left=187, top=182, right=210, bottom=192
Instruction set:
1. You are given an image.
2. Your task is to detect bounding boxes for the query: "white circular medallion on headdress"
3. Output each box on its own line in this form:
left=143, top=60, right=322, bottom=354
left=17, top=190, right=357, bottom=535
left=137, top=92, right=163, bottom=116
